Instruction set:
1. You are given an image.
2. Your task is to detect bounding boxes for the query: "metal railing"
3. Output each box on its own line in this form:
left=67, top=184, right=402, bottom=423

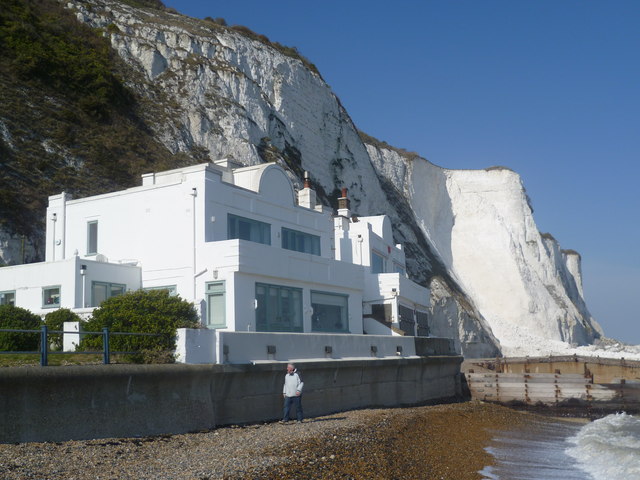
left=0, top=326, right=166, bottom=366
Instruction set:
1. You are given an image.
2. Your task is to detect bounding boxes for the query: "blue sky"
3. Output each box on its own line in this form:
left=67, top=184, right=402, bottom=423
left=165, top=1, right=640, bottom=344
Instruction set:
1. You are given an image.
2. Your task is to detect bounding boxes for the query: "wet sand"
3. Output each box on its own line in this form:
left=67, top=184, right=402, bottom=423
left=245, top=401, right=530, bottom=479
left=0, top=401, right=532, bottom=479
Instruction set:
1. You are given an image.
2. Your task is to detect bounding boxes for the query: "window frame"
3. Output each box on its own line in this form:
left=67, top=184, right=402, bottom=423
left=0, top=290, right=16, bottom=306
left=91, top=281, right=126, bottom=307
left=255, top=282, right=303, bottom=333
left=87, top=220, right=98, bottom=256
left=281, top=227, right=321, bottom=256
left=205, top=281, right=226, bottom=328
left=42, top=285, right=61, bottom=309
left=371, top=250, right=386, bottom=274
left=143, top=285, right=178, bottom=296
left=227, top=213, right=271, bottom=245
left=394, top=263, right=406, bottom=277
left=311, top=290, right=349, bottom=333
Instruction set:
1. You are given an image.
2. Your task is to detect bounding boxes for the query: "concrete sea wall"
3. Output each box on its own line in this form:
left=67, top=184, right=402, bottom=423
left=0, top=355, right=462, bottom=443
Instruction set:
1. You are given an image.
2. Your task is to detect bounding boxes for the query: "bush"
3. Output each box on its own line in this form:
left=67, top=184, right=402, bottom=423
left=44, top=308, right=81, bottom=351
left=203, top=17, right=227, bottom=26
left=0, top=305, right=42, bottom=351
left=79, top=290, right=199, bottom=363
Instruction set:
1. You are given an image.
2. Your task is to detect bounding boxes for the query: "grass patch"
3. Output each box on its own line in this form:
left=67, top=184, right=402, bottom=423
left=484, top=165, right=515, bottom=172
left=358, top=130, right=421, bottom=162
left=540, top=232, right=557, bottom=241
left=0, top=352, right=175, bottom=367
left=0, top=353, right=105, bottom=367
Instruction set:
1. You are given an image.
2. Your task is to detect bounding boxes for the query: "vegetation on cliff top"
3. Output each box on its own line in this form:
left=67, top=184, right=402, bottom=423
left=358, top=130, right=422, bottom=162
left=0, top=0, right=194, bottom=250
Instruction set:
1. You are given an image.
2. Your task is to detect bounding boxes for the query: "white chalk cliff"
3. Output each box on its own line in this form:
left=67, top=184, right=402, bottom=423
left=50, top=0, right=602, bottom=356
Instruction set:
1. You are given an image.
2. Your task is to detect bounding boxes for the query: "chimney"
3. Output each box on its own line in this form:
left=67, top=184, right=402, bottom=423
left=337, top=188, right=351, bottom=217
left=298, top=171, right=316, bottom=209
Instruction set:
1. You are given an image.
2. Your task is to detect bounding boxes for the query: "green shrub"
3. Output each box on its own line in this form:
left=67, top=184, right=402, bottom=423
left=0, top=305, right=42, bottom=352
left=44, top=308, right=81, bottom=351
left=204, top=16, right=227, bottom=26
left=79, top=290, right=199, bottom=363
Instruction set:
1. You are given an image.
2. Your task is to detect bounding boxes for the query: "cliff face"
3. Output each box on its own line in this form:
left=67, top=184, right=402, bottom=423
left=368, top=146, right=602, bottom=355
left=0, top=0, right=602, bottom=356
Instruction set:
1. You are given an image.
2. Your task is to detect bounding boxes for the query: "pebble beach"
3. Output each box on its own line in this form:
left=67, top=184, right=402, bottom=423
left=0, top=401, right=531, bottom=480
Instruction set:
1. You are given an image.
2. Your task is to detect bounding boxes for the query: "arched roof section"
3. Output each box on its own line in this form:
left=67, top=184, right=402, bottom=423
left=232, top=164, right=295, bottom=206
left=360, top=215, right=393, bottom=241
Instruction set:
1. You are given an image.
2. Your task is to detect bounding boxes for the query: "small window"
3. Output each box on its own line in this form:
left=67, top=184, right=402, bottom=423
left=394, top=263, right=406, bottom=277
left=143, top=285, right=178, bottom=296
left=42, top=286, right=61, bottom=308
left=371, top=251, right=386, bottom=274
left=0, top=291, right=16, bottom=306
left=87, top=221, right=98, bottom=255
left=91, top=281, right=125, bottom=307
left=228, top=214, right=271, bottom=245
left=281, top=227, right=320, bottom=255
left=206, top=282, right=225, bottom=328
left=311, top=291, right=349, bottom=333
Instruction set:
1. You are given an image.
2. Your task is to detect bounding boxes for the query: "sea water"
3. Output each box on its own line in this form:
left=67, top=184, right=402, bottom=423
left=479, top=413, right=640, bottom=480
left=566, top=413, right=640, bottom=479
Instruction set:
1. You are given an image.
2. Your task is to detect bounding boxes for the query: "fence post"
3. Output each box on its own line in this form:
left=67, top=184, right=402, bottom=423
left=40, top=325, right=48, bottom=366
left=103, top=327, right=110, bottom=365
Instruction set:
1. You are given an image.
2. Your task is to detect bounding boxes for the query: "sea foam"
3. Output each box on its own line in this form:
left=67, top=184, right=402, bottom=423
left=566, top=413, right=640, bottom=480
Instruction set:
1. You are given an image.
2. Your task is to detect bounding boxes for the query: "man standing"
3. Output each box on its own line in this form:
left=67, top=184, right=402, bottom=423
left=282, top=363, right=304, bottom=423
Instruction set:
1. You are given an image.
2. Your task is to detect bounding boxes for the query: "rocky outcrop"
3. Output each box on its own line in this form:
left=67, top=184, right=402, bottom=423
left=1, top=0, right=600, bottom=356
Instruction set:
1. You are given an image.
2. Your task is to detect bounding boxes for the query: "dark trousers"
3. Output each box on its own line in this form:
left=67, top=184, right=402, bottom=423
left=283, top=395, right=303, bottom=421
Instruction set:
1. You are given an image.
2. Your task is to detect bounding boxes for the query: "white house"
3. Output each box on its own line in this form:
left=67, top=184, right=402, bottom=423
left=0, top=160, right=435, bottom=361
left=332, top=190, right=430, bottom=337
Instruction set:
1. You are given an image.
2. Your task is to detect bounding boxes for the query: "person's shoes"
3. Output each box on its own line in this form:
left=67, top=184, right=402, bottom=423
left=279, top=420, right=287, bottom=424
left=297, top=420, right=303, bottom=423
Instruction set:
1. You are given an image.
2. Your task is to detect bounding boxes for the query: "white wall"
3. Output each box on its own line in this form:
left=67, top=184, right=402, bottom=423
left=176, top=330, right=461, bottom=364
left=0, top=256, right=140, bottom=315
left=334, top=215, right=407, bottom=274
left=175, top=328, right=217, bottom=363
left=48, top=163, right=337, bottom=307
left=194, top=239, right=364, bottom=334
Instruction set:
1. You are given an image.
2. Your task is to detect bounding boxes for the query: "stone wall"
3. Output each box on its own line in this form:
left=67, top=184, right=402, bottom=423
left=0, top=356, right=463, bottom=443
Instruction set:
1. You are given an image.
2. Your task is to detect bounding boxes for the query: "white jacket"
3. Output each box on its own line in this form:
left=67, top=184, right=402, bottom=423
left=283, top=372, right=304, bottom=397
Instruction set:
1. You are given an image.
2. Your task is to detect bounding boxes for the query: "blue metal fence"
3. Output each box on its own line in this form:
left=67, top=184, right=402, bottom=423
left=0, top=326, right=166, bottom=366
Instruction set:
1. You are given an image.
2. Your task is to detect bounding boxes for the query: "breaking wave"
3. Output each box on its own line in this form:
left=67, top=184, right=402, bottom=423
left=565, top=412, right=640, bottom=480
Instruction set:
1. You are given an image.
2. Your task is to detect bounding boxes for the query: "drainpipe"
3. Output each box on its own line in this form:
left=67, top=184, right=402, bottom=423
left=190, top=187, right=198, bottom=300
left=61, top=192, right=67, bottom=259
left=51, top=213, right=57, bottom=262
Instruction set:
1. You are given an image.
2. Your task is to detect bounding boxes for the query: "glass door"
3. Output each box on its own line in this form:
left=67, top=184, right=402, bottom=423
left=206, top=282, right=225, bottom=328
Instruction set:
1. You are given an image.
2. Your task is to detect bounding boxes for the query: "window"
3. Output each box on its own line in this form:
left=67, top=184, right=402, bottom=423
left=281, top=227, right=320, bottom=255
left=399, top=304, right=415, bottom=336
left=91, top=282, right=125, bottom=307
left=206, top=282, right=225, bottom=328
left=228, top=214, right=271, bottom=245
left=87, top=221, right=98, bottom=255
left=371, top=251, right=386, bottom=273
left=311, top=291, right=349, bottom=333
left=416, top=310, right=429, bottom=337
left=394, top=263, right=406, bottom=277
left=0, top=291, right=15, bottom=306
left=255, top=283, right=302, bottom=332
left=143, top=285, right=178, bottom=296
left=42, top=286, right=61, bottom=308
